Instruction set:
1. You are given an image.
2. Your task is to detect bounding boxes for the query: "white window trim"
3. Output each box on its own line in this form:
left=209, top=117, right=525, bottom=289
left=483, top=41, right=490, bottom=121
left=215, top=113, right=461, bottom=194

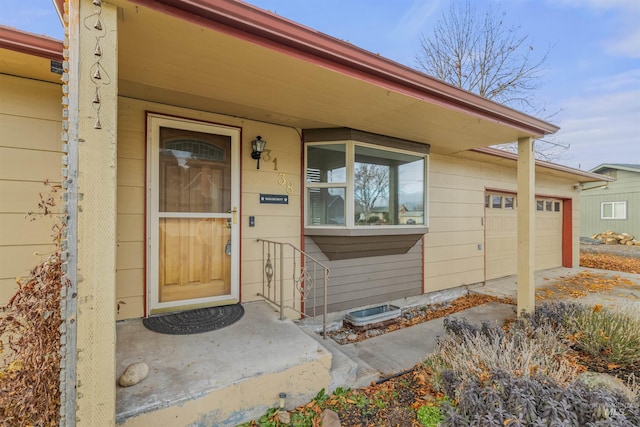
left=601, top=201, right=627, bottom=220
left=305, top=140, right=429, bottom=230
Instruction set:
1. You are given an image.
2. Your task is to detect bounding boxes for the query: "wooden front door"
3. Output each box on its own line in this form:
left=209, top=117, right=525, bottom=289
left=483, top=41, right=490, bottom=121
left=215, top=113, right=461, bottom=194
left=148, top=114, right=240, bottom=313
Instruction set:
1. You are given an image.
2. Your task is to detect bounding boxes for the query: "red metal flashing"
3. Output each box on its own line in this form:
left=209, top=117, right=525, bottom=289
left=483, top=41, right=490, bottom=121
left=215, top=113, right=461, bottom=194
left=125, top=0, right=559, bottom=137
left=562, top=199, right=573, bottom=267
left=0, top=26, right=63, bottom=61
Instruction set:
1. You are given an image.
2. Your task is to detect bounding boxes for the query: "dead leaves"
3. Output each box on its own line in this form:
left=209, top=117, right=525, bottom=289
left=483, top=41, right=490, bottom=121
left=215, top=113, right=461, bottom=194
left=0, top=183, right=65, bottom=426
left=535, top=271, right=640, bottom=301
left=580, top=252, right=640, bottom=274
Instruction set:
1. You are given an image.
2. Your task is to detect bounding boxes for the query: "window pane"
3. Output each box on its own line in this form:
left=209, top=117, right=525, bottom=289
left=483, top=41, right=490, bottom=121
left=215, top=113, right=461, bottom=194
left=307, top=187, right=346, bottom=225
left=159, top=127, right=231, bottom=213
left=306, top=144, right=346, bottom=183
left=504, top=197, right=514, bottom=209
left=537, top=200, right=544, bottom=211
left=354, top=145, right=424, bottom=226
left=602, top=203, right=613, bottom=218
left=546, top=201, right=553, bottom=212
left=613, top=202, right=626, bottom=219
left=554, top=202, right=561, bottom=212
left=492, top=196, right=502, bottom=209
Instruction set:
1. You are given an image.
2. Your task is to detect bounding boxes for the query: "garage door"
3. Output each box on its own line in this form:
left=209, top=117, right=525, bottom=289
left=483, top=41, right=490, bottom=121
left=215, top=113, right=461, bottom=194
left=485, top=193, right=563, bottom=280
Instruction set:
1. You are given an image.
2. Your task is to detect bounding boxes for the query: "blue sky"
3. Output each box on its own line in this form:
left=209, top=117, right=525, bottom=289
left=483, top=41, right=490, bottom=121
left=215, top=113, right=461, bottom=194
left=2, top=0, right=638, bottom=170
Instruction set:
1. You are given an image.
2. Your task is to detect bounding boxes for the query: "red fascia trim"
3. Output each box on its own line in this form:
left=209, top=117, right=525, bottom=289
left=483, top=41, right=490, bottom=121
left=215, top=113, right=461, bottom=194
left=0, top=26, right=63, bottom=61
left=472, top=147, right=615, bottom=182
left=129, top=0, right=558, bottom=137
left=562, top=199, right=573, bottom=267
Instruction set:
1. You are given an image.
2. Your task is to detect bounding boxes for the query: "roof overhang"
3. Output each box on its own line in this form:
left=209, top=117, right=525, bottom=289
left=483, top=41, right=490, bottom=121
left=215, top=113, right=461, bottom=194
left=0, top=26, right=63, bottom=83
left=456, top=147, right=615, bottom=183
left=54, top=0, right=559, bottom=154
left=590, top=164, right=640, bottom=174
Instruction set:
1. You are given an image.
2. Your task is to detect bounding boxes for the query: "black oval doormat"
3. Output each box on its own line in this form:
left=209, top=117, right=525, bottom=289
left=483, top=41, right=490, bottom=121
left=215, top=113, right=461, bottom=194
left=142, top=304, right=244, bottom=335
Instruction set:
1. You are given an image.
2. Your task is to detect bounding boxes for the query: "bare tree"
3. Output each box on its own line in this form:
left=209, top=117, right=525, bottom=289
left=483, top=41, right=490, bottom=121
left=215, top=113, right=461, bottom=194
left=416, top=0, right=550, bottom=113
left=416, top=1, right=568, bottom=160
left=354, top=163, right=389, bottom=221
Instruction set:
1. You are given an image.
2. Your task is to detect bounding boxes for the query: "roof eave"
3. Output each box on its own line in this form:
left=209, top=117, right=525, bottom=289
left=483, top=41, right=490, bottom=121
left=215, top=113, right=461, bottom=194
left=127, top=0, right=559, bottom=137
left=590, top=164, right=640, bottom=174
left=472, top=147, right=615, bottom=182
left=0, top=25, right=63, bottom=61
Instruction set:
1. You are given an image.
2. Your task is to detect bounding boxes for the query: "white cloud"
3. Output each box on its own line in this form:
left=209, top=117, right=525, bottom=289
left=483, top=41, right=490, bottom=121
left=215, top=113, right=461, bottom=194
left=549, top=70, right=640, bottom=170
left=390, top=0, right=442, bottom=41
left=554, top=0, right=640, bottom=59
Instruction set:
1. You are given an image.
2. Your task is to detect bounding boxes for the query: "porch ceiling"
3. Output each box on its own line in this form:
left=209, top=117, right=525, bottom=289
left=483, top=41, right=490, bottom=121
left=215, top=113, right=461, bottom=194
left=114, top=0, right=553, bottom=155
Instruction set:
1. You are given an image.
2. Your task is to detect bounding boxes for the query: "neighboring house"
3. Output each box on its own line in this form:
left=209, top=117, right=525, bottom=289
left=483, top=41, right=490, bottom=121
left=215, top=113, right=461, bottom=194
left=1, top=1, right=611, bottom=425
left=580, top=164, right=640, bottom=238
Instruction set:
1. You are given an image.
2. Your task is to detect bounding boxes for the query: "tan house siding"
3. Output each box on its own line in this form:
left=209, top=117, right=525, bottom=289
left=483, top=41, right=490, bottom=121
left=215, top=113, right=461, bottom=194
left=0, top=74, right=61, bottom=305
left=426, top=154, right=486, bottom=292
left=115, top=97, right=301, bottom=320
left=425, top=153, right=578, bottom=292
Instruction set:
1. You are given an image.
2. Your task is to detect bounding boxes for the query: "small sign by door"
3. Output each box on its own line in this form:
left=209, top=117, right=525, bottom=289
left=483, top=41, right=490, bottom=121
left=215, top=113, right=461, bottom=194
left=260, top=194, right=289, bottom=204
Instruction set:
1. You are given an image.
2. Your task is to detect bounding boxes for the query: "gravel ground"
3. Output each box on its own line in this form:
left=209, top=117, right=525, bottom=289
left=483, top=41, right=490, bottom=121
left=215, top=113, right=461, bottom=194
left=580, top=242, right=640, bottom=259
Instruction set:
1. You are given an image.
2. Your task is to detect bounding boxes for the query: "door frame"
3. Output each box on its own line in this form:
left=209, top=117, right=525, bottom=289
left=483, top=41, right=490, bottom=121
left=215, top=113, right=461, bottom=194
left=146, top=113, right=241, bottom=314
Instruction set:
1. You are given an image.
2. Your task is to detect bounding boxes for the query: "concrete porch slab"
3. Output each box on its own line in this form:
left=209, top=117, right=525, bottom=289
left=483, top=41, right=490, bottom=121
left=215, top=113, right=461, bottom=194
left=116, top=300, right=331, bottom=427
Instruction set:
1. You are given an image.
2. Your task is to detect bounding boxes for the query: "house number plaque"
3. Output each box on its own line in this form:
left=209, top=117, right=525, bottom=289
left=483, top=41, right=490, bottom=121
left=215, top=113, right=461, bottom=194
left=277, top=173, right=294, bottom=194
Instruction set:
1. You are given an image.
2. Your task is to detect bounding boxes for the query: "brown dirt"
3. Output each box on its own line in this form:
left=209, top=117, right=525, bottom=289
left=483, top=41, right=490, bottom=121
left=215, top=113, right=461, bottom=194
left=581, top=242, right=640, bottom=260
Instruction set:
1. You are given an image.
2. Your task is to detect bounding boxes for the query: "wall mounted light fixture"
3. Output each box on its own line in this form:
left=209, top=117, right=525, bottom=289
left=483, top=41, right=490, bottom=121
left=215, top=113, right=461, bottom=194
left=251, top=136, right=267, bottom=169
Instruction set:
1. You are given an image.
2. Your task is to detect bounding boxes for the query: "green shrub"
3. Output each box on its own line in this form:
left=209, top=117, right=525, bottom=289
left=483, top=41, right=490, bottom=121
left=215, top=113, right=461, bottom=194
left=568, top=304, right=640, bottom=367
left=417, top=404, right=444, bottom=426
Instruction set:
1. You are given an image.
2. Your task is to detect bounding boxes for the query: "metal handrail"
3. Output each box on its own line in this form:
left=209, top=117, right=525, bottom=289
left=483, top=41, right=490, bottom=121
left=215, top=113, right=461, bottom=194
left=256, top=238, right=330, bottom=338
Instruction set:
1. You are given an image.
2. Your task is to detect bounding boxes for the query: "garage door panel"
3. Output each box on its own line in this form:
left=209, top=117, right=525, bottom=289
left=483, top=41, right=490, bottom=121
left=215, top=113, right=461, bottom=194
left=485, top=194, right=563, bottom=280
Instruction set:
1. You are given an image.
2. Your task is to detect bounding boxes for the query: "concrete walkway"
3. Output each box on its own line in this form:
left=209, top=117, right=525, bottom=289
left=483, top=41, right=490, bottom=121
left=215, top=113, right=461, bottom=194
left=305, top=266, right=640, bottom=390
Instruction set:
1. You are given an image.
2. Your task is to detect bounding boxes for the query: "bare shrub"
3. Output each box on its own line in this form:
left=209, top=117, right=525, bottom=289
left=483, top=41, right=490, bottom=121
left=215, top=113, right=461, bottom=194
left=426, top=318, right=579, bottom=392
left=0, top=183, right=65, bottom=426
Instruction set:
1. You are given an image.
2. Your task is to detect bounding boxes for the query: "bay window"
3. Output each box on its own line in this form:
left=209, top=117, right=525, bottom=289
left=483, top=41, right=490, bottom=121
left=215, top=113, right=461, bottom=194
left=304, top=129, right=428, bottom=232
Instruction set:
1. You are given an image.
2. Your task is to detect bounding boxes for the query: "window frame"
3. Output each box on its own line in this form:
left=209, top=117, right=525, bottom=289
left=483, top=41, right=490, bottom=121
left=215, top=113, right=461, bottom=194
left=304, top=140, right=429, bottom=231
left=601, top=201, right=627, bottom=220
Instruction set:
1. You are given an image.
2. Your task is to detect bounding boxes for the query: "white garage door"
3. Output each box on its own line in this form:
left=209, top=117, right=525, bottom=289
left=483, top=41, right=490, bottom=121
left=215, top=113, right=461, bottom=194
left=485, top=193, right=563, bottom=280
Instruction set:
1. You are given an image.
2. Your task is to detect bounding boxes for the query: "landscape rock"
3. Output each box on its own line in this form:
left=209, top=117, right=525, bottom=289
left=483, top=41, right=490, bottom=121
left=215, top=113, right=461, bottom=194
left=277, top=410, right=291, bottom=424
left=321, top=409, right=342, bottom=427
left=575, top=372, right=635, bottom=401
left=118, top=362, right=149, bottom=387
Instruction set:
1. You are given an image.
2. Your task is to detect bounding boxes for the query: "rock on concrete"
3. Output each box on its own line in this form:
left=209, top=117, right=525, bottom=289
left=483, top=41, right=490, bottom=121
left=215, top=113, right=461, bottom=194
left=118, top=362, right=149, bottom=387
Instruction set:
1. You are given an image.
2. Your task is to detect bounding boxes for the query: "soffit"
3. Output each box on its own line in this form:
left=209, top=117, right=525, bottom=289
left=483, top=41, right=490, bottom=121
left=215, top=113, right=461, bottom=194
left=0, top=26, right=63, bottom=84
left=0, top=47, right=62, bottom=84
left=114, top=1, right=549, bottom=154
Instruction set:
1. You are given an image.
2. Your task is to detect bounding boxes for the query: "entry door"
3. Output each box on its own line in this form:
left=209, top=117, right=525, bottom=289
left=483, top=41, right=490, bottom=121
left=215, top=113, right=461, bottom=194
left=147, top=114, right=240, bottom=313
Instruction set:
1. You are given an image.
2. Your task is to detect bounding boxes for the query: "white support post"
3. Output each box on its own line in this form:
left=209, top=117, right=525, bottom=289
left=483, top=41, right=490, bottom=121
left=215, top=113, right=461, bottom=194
left=67, top=0, right=118, bottom=424
left=517, top=137, right=536, bottom=315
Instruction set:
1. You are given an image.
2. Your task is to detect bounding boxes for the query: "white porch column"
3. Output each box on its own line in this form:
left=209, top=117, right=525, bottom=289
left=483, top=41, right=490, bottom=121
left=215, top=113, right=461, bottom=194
left=67, top=0, right=118, bottom=424
left=517, top=137, right=536, bottom=314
